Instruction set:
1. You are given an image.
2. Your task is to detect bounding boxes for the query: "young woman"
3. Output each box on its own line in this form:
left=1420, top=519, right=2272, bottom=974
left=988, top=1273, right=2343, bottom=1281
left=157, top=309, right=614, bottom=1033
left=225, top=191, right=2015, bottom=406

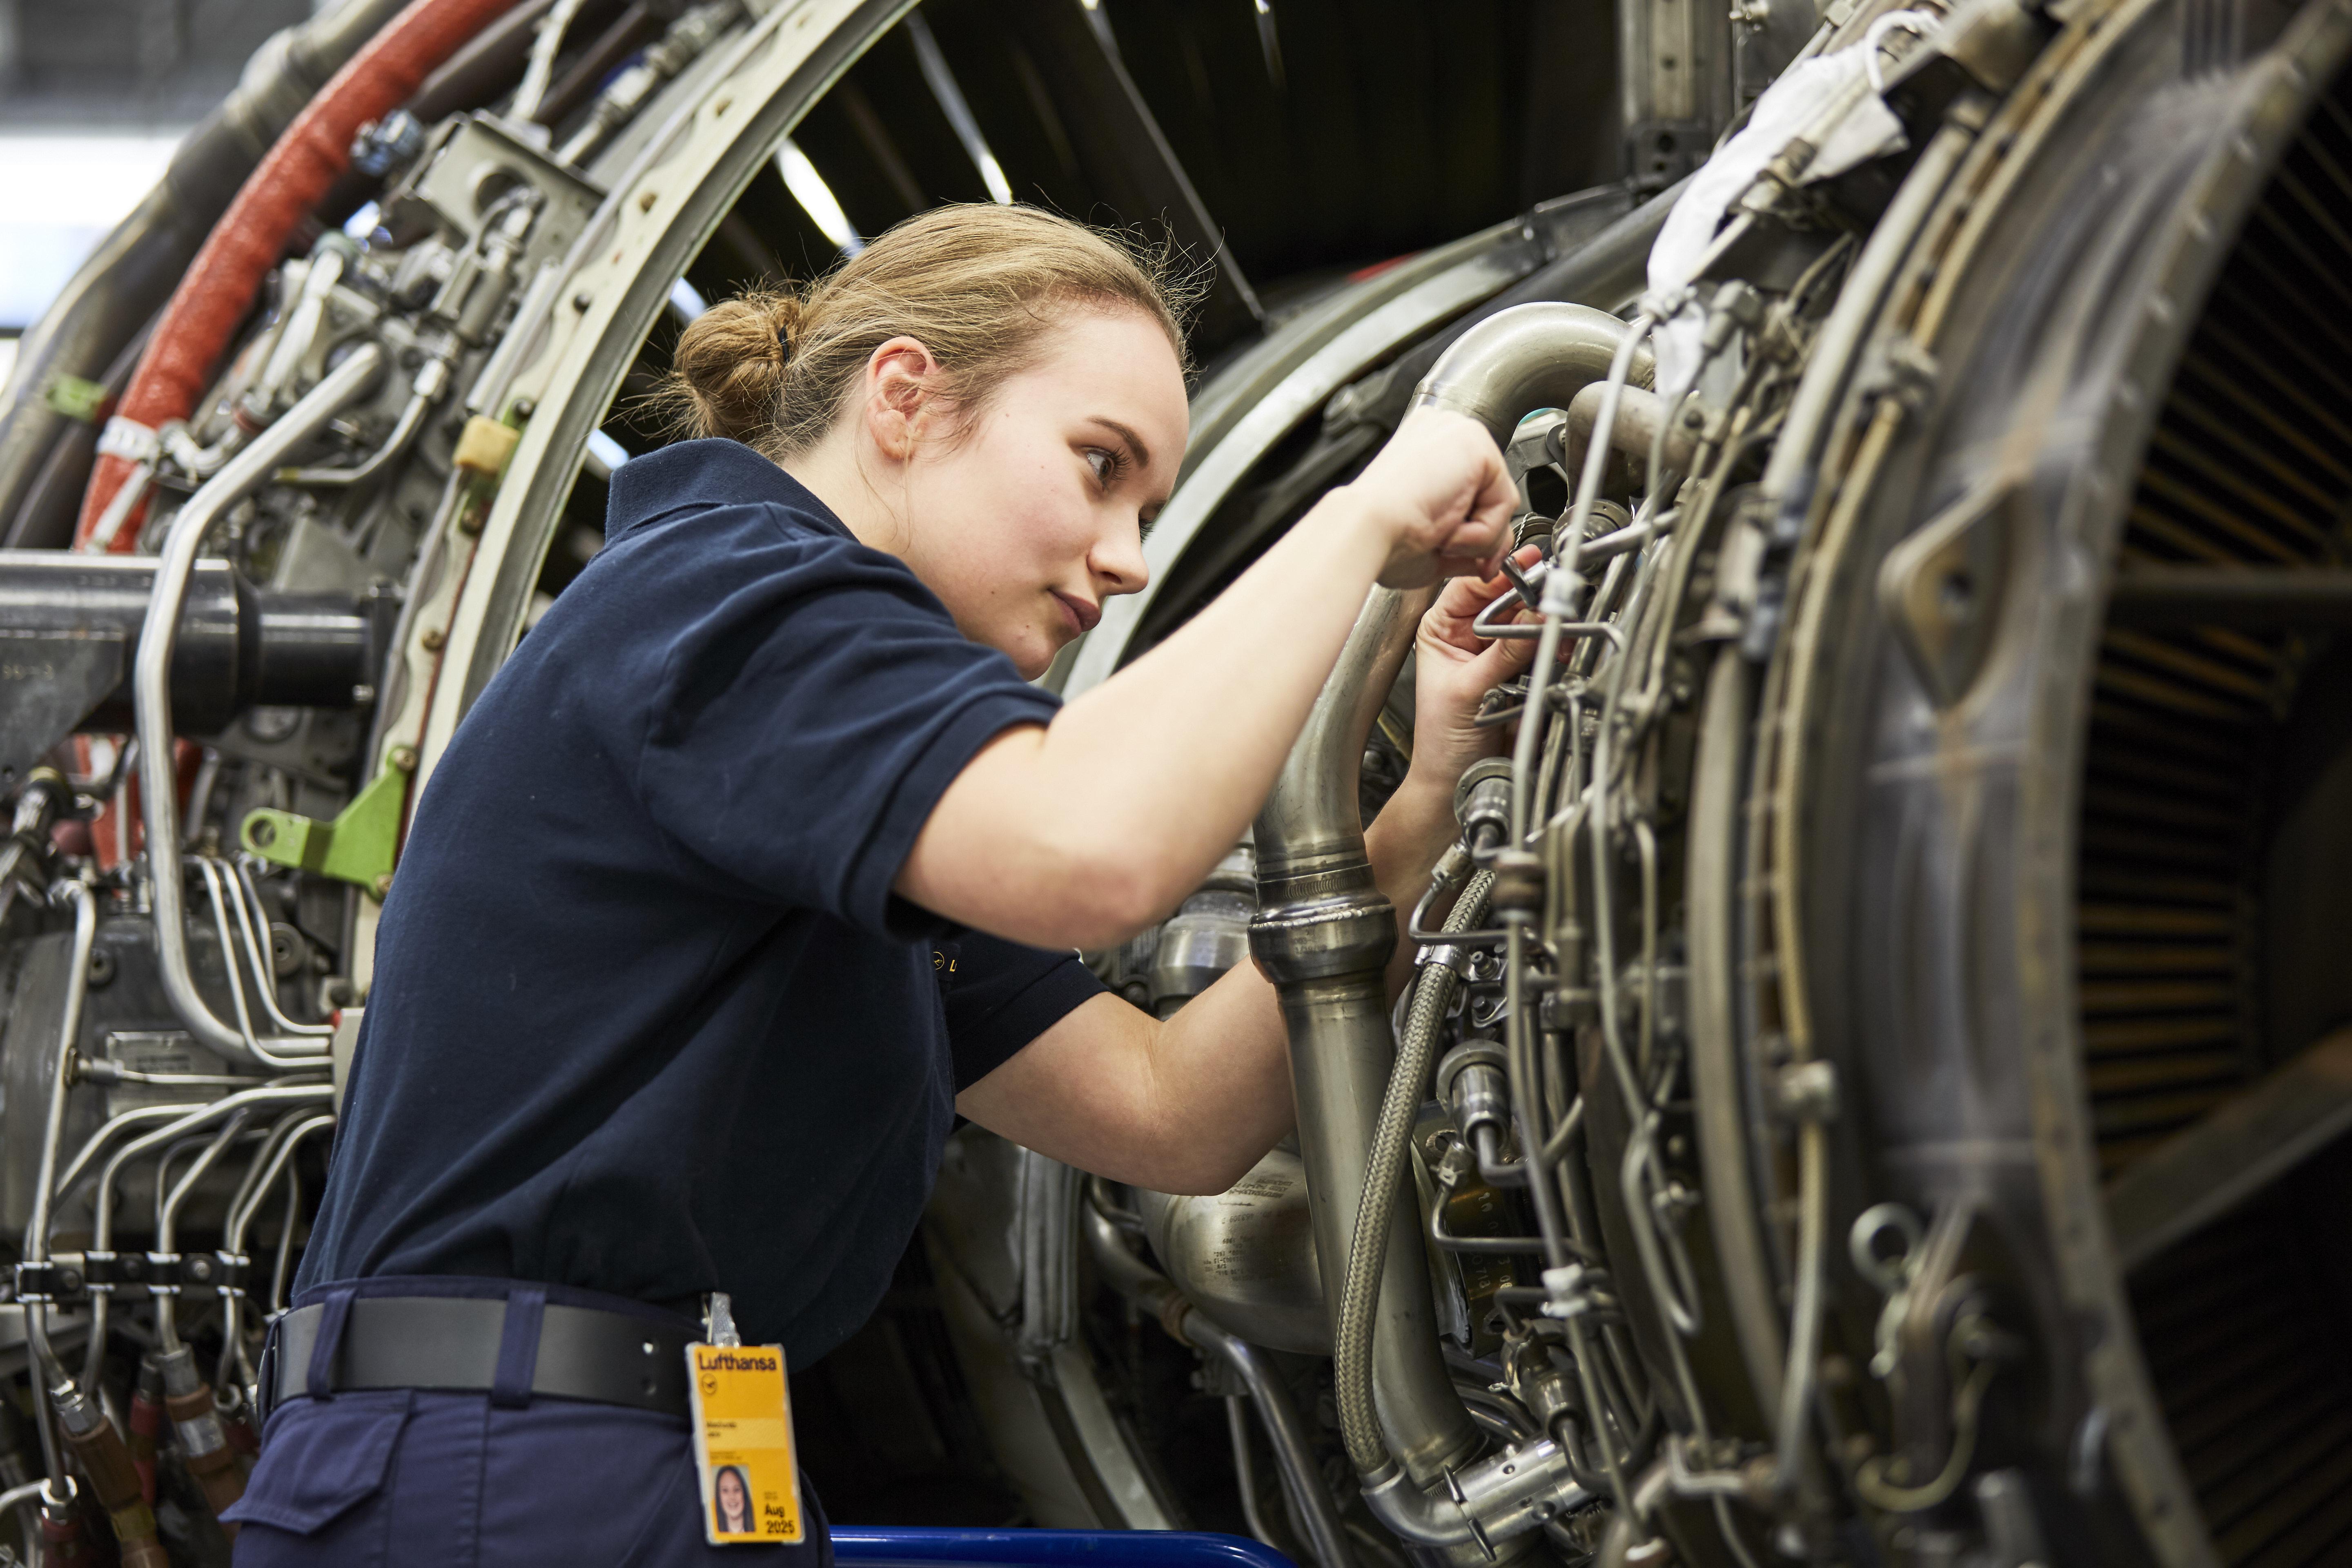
left=226, top=205, right=1533, bottom=1564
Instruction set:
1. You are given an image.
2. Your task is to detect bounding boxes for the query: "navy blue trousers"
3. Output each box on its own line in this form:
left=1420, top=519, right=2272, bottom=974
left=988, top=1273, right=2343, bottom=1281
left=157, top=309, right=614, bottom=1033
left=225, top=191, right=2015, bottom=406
left=227, top=1280, right=828, bottom=1566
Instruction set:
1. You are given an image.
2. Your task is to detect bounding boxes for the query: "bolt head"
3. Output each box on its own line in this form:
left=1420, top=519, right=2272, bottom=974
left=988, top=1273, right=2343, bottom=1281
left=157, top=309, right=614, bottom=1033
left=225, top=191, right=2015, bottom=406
left=388, top=744, right=419, bottom=773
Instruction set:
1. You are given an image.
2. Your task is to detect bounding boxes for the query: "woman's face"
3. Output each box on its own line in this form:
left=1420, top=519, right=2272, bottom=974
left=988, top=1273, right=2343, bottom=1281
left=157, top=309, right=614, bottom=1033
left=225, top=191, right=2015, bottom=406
left=888, top=309, right=1188, bottom=678
left=717, top=1468, right=747, bottom=1522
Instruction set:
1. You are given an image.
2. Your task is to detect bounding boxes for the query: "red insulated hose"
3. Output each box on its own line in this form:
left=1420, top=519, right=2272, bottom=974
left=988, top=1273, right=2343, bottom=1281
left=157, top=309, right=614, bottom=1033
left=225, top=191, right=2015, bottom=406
left=76, top=0, right=527, bottom=550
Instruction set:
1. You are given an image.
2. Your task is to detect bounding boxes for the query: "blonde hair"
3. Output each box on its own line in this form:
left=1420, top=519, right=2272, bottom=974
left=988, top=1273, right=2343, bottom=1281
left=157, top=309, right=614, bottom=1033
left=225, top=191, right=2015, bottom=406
left=657, top=204, right=1198, bottom=459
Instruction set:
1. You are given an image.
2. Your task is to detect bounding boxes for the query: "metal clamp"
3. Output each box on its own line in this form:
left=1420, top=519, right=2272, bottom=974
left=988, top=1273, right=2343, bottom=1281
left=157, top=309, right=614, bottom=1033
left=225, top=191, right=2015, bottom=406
left=11, top=1260, right=81, bottom=1303
left=96, top=416, right=161, bottom=464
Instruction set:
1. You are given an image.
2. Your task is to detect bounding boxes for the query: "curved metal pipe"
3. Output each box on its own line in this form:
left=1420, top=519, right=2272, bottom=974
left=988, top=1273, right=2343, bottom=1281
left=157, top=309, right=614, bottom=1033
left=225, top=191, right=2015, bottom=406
left=135, top=343, right=381, bottom=1068
left=1136, top=1145, right=1328, bottom=1355
left=1408, top=302, right=1655, bottom=448
left=1564, top=381, right=1697, bottom=481
left=274, top=356, right=441, bottom=488
left=21, top=880, right=96, bottom=1492
left=218, top=1110, right=334, bottom=1398
left=1082, top=1207, right=1354, bottom=1568
left=154, top=1109, right=254, bottom=1349
left=1189, top=1317, right=1356, bottom=1568
left=1251, top=301, right=1648, bottom=1497
left=1361, top=1437, right=1592, bottom=1550
left=77, top=1083, right=333, bottom=1388
left=1249, top=584, right=1479, bottom=1490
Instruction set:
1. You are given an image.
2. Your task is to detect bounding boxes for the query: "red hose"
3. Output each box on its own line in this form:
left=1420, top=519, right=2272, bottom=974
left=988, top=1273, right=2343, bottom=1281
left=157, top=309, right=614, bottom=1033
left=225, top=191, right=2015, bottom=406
left=76, top=0, right=526, bottom=549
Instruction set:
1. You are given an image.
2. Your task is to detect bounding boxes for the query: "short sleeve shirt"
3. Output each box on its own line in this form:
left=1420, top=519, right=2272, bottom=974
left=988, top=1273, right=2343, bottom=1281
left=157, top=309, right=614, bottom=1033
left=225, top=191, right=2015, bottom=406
left=298, top=439, right=1107, bottom=1364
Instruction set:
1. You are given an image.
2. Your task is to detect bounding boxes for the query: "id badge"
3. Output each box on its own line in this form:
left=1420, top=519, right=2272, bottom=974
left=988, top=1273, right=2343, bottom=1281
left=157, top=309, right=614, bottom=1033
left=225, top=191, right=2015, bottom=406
left=687, top=1295, right=803, bottom=1545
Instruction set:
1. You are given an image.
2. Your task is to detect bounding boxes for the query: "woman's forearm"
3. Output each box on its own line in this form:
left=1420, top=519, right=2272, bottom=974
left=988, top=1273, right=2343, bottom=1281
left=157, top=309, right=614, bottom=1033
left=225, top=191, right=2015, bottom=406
left=1366, top=772, right=1461, bottom=993
left=902, top=490, right=1394, bottom=948
left=957, top=759, right=1476, bottom=1195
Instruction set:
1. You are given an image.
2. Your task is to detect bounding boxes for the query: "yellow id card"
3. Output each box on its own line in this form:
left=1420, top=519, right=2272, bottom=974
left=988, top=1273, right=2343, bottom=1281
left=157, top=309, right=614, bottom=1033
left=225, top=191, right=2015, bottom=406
left=686, top=1342, right=804, bottom=1544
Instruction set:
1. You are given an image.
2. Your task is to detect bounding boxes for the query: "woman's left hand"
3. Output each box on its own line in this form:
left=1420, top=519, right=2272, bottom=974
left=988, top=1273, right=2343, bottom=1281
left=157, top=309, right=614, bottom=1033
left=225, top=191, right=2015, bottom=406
left=1405, top=544, right=1543, bottom=791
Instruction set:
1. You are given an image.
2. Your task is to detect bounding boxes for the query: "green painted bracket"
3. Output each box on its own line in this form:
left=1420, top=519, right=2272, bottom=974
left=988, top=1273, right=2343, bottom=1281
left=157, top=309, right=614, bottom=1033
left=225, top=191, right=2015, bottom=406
left=42, top=374, right=106, bottom=423
left=241, top=760, right=409, bottom=898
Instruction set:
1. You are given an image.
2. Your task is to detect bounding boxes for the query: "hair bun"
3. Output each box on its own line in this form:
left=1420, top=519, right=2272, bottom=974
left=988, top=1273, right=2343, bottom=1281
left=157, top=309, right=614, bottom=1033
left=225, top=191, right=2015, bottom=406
left=666, top=287, right=806, bottom=445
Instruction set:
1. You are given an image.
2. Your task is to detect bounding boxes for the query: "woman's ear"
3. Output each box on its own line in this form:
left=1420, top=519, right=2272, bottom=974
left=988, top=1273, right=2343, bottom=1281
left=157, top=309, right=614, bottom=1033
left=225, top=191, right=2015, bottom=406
left=864, top=335, right=943, bottom=463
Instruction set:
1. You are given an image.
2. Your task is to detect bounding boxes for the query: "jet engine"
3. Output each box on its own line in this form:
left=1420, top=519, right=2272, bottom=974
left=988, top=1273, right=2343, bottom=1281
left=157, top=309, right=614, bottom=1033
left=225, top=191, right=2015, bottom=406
left=0, top=0, right=2346, bottom=1562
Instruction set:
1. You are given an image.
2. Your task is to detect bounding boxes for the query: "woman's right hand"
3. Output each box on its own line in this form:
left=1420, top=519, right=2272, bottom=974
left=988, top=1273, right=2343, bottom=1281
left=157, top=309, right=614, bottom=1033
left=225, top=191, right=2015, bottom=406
left=1341, top=408, right=1519, bottom=588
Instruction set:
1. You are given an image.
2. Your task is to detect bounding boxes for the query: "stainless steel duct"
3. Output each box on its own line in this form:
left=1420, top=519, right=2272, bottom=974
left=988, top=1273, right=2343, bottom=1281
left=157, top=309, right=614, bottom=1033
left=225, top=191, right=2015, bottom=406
left=1135, top=1145, right=1327, bottom=1355
left=1251, top=300, right=1641, bottom=1494
left=1249, top=582, right=1465, bottom=1484
left=1407, top=302, right=1655, bottom=447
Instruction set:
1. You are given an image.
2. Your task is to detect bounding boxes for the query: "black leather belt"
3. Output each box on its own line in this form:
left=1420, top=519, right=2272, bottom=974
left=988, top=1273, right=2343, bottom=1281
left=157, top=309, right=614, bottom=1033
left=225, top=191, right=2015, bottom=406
left=265, top=1294, right=696, bottom=1419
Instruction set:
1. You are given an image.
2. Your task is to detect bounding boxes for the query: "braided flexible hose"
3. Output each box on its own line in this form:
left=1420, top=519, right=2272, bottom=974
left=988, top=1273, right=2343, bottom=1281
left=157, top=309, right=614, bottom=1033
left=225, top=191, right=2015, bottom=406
left=1334, top=868, right=1494, bottom=1475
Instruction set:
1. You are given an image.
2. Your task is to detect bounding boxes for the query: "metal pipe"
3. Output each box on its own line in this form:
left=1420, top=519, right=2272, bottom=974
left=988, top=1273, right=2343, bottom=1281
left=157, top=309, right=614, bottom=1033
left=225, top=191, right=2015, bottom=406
left=217, top=1112, right=334, bottom=1396
left=134, top=343, right=381, bottom=1069
left=1135, top=1147, right=1328, bottom=1355
left=1408, top=302, right=1655, bottom=449
left=154, top=1111, right=255, bottom=1348
left=228, top=861, right=335, bottom=1038
left=56, top=1104, right=231, bottom=1207
left=273, top=378, right=431, bottom=487
left=21, top=880, right=97, bottom=1492
left=1562, top=381, right=1698, bottom=479
left=1248, top=585, right=1477, bottom=1488
left=24, top=883, right=96, bottom=1272
left=1359, top=1438, right=1592, bottom=1550
left=1227, top=1397, right=1283, bottom=1550
left=1082, top=1208, right=1354, bottom=1568
left=510, top=0, right=589, bottom=120
left=0, top=1479, right=45, bottom=1564
left=218, top=1116, right=306, bottom=1266
left=87, top=1087, right=333, bottom=1253
left=76, top=1083, right=332, bottom=1390
left=1190, top=1319, right=1356, bottom=1568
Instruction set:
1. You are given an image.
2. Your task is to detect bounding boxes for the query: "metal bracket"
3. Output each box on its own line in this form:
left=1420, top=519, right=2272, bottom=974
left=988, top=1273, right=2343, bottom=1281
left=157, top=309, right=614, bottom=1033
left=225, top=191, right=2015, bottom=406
left=1878, top=478, right=2022, bottom=708
left=240, top=755, right=411, bottom=898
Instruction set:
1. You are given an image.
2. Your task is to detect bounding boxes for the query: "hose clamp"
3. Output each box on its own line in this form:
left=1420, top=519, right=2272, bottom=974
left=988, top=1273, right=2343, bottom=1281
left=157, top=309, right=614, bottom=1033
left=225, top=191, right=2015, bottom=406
left=96, top=416, right=160, bottom=464
left=1416, top=942, right=1468, bottom=975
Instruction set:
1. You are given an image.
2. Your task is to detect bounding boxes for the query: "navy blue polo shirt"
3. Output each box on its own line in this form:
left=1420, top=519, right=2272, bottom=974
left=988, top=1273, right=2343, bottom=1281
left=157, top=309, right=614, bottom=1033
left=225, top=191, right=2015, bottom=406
left=300, top=439, right=1106, bottom=1364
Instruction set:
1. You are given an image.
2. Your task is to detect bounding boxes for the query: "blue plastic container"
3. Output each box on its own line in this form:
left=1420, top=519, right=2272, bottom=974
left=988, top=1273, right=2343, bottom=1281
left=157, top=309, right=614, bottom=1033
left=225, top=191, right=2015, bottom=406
left=833, top=1527, right=1297, bottom=1568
